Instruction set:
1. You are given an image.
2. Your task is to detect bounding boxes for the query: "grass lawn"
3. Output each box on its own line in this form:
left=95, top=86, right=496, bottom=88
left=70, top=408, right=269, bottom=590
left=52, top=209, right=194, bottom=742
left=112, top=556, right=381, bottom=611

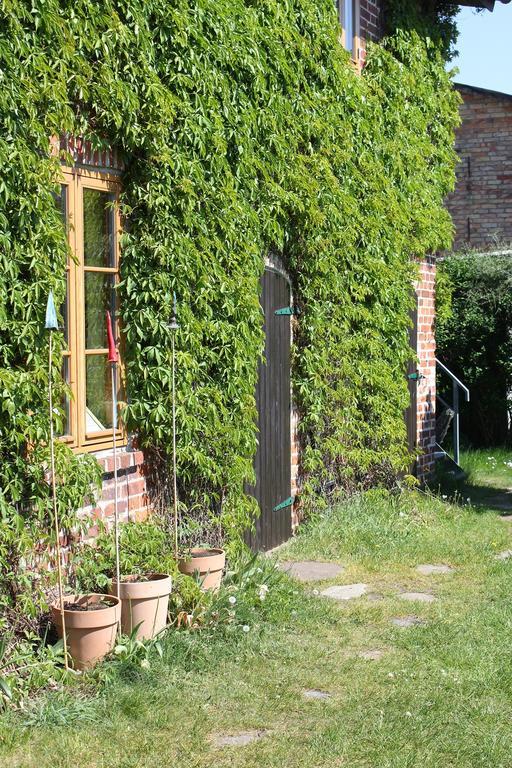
left=2, top=458, right=512, bottom=767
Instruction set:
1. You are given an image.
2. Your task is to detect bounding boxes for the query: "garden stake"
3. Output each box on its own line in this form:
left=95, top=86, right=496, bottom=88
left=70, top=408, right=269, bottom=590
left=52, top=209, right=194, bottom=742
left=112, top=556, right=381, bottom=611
left=169, top=293, right=180, bottom=559
left=46, top=291, right=69, bottom=671
left=106, top=311, right=120, bottom=599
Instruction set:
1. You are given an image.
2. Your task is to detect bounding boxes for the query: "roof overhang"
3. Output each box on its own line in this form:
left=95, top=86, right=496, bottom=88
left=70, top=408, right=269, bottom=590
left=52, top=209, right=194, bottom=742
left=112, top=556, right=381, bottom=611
left=458, top=0, right=511, bottom=10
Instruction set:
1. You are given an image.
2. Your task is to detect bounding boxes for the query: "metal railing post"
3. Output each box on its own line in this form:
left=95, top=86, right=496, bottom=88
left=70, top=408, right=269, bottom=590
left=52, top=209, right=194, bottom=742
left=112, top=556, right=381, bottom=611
left=453, top=380, right=460, bottom=466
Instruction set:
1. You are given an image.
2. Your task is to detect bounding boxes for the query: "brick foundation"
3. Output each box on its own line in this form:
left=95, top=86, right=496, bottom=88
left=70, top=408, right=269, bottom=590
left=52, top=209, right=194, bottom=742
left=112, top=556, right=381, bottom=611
left=415, top=257, right=437, bottom=481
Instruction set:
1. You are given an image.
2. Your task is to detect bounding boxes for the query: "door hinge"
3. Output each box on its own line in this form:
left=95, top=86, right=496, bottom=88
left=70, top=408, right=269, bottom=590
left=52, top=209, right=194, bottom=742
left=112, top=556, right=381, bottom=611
left=273, top=496, right=295, bottom=512
left=407, top=370, right=425, bottom=381
left=275, top=306, right=299, bottom=316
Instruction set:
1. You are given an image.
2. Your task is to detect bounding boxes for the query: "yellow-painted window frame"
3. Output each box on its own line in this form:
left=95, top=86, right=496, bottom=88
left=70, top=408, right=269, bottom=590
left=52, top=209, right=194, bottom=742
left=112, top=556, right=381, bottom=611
left=60, top=166, right=125, bottom=454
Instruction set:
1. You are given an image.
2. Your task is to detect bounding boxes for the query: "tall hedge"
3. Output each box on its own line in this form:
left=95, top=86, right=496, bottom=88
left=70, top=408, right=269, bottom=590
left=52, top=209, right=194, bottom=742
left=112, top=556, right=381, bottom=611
left=0, top=0, right=459, bottom=620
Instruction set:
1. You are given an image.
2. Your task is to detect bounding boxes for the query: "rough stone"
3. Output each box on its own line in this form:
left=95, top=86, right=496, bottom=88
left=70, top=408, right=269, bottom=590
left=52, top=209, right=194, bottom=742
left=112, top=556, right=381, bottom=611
left=416, top=564, right=454, bottom=575
left=498, top=515, right=512, bottom=523
left=279, top=560, right=344, bottom=582
left=358, top=649, right=385, bottom=661
left=213, top=731, right=269, bottom=748
left=495, top=549, right=512, bottom=560
left=321, top=583, right=367, bottom=601
left=391, top=616, right=426, bottom=628
left=366, top=592, right=384, bottom=602
left=399, top=592, right=436, bottom=603
left=303, top=689, right=331, bottom=700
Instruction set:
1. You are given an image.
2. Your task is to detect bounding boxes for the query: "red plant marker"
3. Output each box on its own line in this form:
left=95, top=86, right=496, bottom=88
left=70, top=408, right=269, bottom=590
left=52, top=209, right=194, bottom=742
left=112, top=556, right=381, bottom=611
left=106, top=311, right=118, bottom=363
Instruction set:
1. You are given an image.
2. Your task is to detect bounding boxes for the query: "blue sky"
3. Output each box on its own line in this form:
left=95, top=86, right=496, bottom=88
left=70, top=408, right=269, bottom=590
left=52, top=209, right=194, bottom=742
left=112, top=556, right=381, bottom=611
left=450, top=4, right=512, bottom=95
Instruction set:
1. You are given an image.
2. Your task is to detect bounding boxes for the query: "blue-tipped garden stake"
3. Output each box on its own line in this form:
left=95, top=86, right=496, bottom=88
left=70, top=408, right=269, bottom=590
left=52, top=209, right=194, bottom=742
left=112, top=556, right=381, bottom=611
left=46, top=291, right=69, bottom=670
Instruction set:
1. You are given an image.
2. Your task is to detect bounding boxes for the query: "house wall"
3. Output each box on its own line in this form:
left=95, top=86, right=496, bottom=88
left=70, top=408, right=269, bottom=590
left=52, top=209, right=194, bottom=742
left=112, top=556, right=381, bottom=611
left=415, top=257, right=437, bottom=481
left=358, top=0, right=384, bottom=66
left=446, top=84, right=512, bottom=250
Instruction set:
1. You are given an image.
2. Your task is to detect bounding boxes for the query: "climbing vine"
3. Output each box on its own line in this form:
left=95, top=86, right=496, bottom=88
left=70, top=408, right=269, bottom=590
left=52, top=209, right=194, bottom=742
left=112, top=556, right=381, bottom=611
left=0, top=0, right=459, bottom=621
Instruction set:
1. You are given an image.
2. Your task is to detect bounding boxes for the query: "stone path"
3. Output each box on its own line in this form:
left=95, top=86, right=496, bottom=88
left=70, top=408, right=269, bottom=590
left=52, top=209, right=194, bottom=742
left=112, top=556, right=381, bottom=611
left=416, top=564, right=454, bottom=575
left=495, top=549, right=512, bottom=560
left=321, top=583, right=367, bottom=601
left=399, top=591, right=436, bottom=603
left=280, top=560, right=344, bottom=581
left=391, top=616, right=426, bottom=628
left=303, top=689, right=331, bottom=700
left=213, top=730, right=269, bottom=747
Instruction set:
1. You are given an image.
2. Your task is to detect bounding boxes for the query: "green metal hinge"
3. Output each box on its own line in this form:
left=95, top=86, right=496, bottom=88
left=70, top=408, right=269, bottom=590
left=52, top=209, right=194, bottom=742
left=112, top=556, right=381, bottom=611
left=407, top=370, right=425, bottom=381
left=275, top=306, right=299, bottom=316
left=273, top=496, right=295, bottom=512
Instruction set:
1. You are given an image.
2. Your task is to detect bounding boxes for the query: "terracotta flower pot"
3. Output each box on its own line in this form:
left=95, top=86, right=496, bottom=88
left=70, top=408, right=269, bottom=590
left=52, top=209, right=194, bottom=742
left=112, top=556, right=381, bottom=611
left=51, top=594, right=121, bottom=671
left=110, top=573, right=172, bottom=640
left=178, top=548, right=226, bottom=590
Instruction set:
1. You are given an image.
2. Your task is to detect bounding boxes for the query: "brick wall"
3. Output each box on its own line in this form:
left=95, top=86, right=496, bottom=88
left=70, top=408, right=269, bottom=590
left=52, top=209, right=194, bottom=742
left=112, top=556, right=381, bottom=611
left=446, top=84, right=512, bottom=250
left=415, top=257, right=437, bottom=481
left=80, top=446, right=151, bottom=541
left=359, top=0, right=384, bottom=66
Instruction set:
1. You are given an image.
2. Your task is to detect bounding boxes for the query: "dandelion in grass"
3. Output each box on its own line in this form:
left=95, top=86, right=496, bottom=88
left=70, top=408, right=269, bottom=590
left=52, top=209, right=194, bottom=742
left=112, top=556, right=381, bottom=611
left=258, top=584, right=269, bottom=601
left=228, top=595, right=237, bottom=605
left=242, top=625, right=250, bottom=633
left=140, top=659, right=150, bottom=670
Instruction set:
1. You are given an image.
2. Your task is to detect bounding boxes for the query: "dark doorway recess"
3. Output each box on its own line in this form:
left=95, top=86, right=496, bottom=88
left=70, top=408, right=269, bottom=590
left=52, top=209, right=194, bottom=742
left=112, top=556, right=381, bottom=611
left=246, top=267, right=292, bottom=551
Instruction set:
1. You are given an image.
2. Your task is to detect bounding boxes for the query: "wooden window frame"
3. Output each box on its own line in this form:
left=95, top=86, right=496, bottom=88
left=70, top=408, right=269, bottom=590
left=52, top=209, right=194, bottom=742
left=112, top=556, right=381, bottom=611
left=60, top=165, right=125, bottom=454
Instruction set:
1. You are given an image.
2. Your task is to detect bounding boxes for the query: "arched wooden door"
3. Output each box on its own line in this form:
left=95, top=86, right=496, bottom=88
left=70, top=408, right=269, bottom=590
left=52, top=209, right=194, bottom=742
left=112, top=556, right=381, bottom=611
left=247, top=267, right=292, bottom=551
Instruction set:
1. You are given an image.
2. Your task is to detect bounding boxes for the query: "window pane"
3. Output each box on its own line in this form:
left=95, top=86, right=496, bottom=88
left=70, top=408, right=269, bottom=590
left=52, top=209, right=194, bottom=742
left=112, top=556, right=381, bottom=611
left=83, top=188, right=114, bottom=267
left=344, top=0, right=354, bottom=54
left=85, top=272, right=115, bottom=349
left=86, top=355, right=113, bottom=432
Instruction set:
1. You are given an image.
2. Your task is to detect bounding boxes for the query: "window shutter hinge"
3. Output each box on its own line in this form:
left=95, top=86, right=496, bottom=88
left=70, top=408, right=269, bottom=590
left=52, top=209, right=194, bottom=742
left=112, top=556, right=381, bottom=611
left=275, top=307, right=299, bottom=316
left=273, top=496, right=295, bottom=512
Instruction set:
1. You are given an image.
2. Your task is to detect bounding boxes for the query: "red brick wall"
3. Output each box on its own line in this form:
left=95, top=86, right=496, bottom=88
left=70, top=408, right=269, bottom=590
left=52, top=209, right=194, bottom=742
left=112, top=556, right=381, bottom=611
left=359, top=0, right=384, bottom=66
left=415, top=257, right=437, bottom=481
left=446, top=85, right=512, bottom=250
left=80, top=447, right=151, bottom=541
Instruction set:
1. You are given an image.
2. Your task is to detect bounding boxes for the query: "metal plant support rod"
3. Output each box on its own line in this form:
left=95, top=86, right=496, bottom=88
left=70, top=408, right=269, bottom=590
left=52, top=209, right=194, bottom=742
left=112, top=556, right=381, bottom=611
left=106, top=311, right=120, bottom=598
left=169, top=293, right=180, bottom=559
left=46, top=292, right=69, bottom=671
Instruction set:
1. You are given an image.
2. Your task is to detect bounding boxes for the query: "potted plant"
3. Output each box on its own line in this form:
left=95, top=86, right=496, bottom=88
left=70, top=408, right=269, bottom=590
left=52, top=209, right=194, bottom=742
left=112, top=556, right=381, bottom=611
left=176, top=513, right=226, bottom=591
left=51, top=593, right=121, bottom=671
left=72, top=521, right=175, bottom=641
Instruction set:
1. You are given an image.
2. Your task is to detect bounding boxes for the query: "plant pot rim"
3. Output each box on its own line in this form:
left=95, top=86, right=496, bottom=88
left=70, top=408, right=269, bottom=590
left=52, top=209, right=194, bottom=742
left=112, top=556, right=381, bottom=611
left=51, top=593, right=121, bottom=629
left=110, top=573, right=172, bottom=599
left=180, top=547, right=225, bottom=559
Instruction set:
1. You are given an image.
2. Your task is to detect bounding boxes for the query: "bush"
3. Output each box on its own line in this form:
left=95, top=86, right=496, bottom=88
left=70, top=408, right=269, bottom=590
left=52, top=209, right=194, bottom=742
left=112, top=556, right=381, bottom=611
left=436, top=252, right=512, bottom=446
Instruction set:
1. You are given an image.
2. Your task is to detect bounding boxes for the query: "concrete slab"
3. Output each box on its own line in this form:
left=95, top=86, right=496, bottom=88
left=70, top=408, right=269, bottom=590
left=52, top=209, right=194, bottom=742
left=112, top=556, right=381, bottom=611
left=399, top=592, right=436, bottom=603
left=321, top=583, right=367, bottom=601
left=213, top=731, right=269, bottom=747
left=391, top=616, right=426, bottom=628
left=496, top=549, right=512, bottom=560
left=303, top=689, right=331, bottom=700
left=280, top=560, right=344, bottom=582
left=416, top=564, right=454, bottom=575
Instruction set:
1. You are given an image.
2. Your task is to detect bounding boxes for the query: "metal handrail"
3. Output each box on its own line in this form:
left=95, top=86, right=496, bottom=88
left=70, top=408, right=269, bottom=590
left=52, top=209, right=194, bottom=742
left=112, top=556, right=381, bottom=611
left=435, top=358, right=470, bottom=401
left=435, top=358, right=470, bottom=467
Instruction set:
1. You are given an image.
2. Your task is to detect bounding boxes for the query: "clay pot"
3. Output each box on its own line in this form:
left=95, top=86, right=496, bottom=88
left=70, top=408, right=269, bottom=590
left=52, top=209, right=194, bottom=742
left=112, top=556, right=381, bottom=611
left=110, top=573, right=172, bottom=640
left=51, top=594, right=121, bottom=671
left=178, top=548, right=226, bottom=590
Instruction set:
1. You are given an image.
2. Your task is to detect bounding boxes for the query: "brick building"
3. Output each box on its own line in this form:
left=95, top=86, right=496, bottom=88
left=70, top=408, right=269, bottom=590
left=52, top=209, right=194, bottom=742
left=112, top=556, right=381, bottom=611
left=446, top=83, right=512, bottom=250
left=67, top=1, right=458, bottom=550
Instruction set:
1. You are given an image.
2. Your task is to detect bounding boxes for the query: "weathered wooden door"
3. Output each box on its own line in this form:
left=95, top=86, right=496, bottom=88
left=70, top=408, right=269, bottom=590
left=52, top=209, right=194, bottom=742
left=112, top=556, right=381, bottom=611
left=405, top=298, right=418, bottom=472
left=247, top=267, right=292, bottom=551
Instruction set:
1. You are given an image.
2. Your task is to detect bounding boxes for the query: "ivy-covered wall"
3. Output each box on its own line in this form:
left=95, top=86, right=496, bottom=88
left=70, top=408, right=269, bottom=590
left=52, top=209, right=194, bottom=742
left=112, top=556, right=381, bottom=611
left=0, top=0, right=459, bottom=616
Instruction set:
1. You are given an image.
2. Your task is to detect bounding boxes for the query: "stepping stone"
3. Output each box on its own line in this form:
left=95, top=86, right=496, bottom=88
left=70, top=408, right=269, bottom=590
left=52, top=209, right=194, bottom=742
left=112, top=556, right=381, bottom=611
left=416, top=564, right=454, bottom=575
left=213, top=730, right=269, bottom=747
left=495, top=549, right=512, bottom=560
left=399, top=592, right=436, bottom=603
left=366, top=592, right=384, bottom=602
left=391, top=616, right=426, bottom=628
left=280, top=561, right=344, bottom=582
left=321, top=583, right=367, bottom=601
left=358, top=649, right=385, bottom=661
left=499, top=515, right=512, bottom=523
left=303, top=689, right=331, bottom=700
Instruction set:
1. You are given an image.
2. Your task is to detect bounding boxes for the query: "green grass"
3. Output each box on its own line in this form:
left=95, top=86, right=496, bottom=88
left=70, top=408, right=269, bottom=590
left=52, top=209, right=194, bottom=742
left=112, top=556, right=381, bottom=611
left=436, top=447, right=512, bottom=512
left=2, top=484, right=512, bottom=767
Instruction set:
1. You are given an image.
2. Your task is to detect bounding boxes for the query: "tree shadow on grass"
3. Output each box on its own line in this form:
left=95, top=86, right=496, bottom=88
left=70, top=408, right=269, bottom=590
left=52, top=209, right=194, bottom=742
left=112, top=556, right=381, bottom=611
left=429, top=463, right=512, bottom=516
